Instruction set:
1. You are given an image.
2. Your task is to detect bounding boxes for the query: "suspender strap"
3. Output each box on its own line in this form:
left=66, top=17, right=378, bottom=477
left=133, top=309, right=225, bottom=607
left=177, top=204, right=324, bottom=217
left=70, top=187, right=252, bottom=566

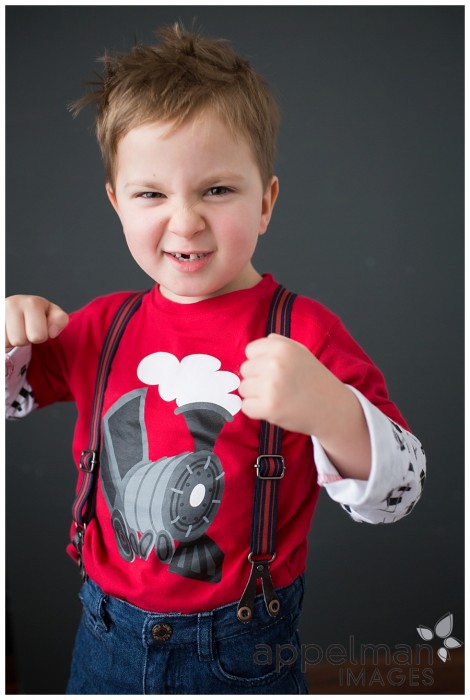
left=251, top=285, right=296, bottom=556
left=72, top=290, right=147, bottom=579
left=237, top=285, right=297, bottom=622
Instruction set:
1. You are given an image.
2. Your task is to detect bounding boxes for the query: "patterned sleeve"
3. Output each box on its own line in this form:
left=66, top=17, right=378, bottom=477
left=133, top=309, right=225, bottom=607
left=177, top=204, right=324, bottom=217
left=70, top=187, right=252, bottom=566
left=312, top=386, right=426, bottom=524
left=5, top=345, right=37, bottom=419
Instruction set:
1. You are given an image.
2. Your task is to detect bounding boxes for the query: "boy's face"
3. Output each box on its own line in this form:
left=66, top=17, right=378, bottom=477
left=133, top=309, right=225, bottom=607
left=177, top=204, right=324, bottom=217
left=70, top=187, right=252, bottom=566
left=106, top=111, right=278, bottom=303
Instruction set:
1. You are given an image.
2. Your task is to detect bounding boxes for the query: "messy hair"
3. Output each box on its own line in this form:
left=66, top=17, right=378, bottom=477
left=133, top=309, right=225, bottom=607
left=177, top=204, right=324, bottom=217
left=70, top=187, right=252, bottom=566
left=70, top=23, right=280, bottom=188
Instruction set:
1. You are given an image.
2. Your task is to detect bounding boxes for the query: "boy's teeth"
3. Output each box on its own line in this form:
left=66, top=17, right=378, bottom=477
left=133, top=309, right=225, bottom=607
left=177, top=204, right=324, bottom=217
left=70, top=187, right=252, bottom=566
left=173, top=253, right=206, bottom=261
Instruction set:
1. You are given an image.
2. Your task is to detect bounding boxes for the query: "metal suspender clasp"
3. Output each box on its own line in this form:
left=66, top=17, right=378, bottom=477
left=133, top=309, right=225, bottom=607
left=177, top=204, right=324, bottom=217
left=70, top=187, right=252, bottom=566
left=80, top=450, right=99, bottom=472
left=73, top=524, right=88, bottom=581
left=254, top=455, right=285, bottom=479
left=237, top=552, right=280, bottom=623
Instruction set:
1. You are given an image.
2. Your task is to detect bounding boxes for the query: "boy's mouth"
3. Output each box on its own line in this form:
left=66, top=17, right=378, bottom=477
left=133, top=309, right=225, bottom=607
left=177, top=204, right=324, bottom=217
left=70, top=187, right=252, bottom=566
left=169, top=252, right=208, bottom=261
left=164, top=251, right=213, bottom=271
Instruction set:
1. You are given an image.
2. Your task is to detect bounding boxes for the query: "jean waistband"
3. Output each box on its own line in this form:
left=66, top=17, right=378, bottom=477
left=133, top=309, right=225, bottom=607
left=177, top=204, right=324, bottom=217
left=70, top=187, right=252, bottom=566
left=80, top=576, right=304, bottom=649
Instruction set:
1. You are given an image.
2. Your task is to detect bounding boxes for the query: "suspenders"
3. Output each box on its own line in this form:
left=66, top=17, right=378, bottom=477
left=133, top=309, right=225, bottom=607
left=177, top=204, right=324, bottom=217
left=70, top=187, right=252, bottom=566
left=71, top=284, right=297, bottom=620
left=72, top=291, right=148, bottom=579
left=237, top=285, right=296, bottom=622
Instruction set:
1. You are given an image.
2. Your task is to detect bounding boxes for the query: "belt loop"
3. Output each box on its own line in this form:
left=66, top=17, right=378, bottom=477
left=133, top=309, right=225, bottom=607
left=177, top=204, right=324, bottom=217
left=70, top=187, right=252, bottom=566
left=197, top=611, right=214, bottom=662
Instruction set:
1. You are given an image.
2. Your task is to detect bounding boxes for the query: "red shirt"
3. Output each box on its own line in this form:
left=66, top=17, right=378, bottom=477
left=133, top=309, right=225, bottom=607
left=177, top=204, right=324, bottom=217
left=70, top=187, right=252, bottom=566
left=28, top=274, right=406, bottom=613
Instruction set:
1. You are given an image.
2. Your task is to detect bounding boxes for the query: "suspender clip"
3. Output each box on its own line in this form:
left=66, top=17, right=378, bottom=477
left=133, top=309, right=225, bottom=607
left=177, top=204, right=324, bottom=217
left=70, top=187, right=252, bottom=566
left=254, top=455, right=285, bottom=479
left=73, top=524, right=88, bottom=581
left=80, top=450, right=99, bottom=472
left=237, top=553, right=280, bottom=623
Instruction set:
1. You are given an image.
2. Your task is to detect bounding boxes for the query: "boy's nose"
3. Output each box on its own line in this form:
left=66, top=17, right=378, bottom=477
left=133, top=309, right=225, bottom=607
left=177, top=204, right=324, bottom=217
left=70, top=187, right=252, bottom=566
left=168, top=203, right=205, bottom=238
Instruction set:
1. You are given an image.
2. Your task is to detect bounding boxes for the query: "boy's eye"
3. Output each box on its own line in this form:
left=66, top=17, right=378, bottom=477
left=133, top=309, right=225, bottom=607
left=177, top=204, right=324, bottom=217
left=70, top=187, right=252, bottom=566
left=139, top=192, right=165, bottom=199
left=206, top=186, right=231, bottom=196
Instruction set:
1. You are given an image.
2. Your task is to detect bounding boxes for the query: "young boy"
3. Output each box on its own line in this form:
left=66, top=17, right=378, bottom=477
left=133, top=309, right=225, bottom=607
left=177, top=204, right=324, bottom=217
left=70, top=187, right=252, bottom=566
left=5, top=24, right=426, bottom=694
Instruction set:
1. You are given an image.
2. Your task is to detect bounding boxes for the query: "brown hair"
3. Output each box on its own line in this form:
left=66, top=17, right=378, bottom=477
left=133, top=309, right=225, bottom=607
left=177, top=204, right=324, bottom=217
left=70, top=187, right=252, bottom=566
left=70, top=23, right=280, bottom=188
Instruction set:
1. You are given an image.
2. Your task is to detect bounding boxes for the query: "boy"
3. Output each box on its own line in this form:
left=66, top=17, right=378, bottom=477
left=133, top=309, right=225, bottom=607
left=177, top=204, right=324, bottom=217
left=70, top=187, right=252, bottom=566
left=5, top=24, right=425, bottom=694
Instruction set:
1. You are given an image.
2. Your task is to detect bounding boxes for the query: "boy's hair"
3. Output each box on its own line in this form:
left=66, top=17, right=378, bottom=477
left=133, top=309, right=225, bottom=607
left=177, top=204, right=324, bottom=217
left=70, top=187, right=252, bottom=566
left=70, top=24, right=280, bottom=188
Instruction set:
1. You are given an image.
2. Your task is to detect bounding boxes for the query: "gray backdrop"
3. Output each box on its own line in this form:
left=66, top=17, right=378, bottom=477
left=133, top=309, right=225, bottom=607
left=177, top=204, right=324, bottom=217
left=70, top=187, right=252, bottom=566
left=6, top=5, right=463, bottom=694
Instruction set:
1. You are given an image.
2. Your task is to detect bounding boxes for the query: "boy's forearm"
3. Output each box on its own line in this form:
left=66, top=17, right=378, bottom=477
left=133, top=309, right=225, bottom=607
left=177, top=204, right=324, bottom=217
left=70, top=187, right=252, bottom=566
left=312, top=382, right=372, bottom=480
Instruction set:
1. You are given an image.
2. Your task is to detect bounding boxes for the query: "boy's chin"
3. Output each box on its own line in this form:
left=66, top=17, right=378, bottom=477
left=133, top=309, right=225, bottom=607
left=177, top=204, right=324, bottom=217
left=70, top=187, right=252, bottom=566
left=155, top=267, right=262, bottom=304
left=157, top=282, right=218, bottom=304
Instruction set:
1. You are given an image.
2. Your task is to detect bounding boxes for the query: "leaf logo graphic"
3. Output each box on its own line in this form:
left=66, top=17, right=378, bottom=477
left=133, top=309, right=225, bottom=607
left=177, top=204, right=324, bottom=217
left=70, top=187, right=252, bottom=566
left=417, top=612, right=463, bottom=662
left=416, top=625, right=433, bottom=640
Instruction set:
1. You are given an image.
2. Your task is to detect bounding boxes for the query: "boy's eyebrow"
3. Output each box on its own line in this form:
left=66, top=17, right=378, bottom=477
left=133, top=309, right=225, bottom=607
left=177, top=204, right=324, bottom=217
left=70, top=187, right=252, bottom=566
left=201, top=172, right=247, bottom=184
left=124, top=180, right=164, bottom=191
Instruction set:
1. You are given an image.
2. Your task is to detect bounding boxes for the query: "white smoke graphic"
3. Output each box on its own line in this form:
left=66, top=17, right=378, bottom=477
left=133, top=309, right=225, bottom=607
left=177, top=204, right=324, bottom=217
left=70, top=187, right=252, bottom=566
left=137, top=352, right=242, bottom=416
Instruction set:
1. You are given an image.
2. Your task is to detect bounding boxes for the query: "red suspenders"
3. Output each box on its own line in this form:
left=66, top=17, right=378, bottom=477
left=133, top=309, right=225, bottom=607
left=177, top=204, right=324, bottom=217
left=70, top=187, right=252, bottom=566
left=237, top=285, right=297, bottom=621
left=71, top=284, right=297, bottom=620
left=72, top=291, right=148, bottom=579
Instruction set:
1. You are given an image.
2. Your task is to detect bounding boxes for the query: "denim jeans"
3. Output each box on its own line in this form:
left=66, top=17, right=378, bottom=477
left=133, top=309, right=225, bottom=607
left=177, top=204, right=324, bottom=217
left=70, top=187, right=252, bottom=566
left=66, top=576, right=309, bottom=694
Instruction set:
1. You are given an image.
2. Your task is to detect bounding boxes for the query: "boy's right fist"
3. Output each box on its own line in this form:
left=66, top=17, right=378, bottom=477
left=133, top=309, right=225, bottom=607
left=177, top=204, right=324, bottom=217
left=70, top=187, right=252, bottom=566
left=5, top=295, right=69, bottom=352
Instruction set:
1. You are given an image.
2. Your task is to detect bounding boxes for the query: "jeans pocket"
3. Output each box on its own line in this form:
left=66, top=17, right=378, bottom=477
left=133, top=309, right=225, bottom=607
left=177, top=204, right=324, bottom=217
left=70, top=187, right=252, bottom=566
left=78, top=582, right=110, bottom=640
left=210, top=613, right=302, bottom=690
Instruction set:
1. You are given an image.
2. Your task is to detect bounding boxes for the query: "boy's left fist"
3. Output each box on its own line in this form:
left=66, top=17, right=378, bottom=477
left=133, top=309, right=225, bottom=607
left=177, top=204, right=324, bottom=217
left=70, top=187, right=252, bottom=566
left=239, top=333, right=341, bottom=436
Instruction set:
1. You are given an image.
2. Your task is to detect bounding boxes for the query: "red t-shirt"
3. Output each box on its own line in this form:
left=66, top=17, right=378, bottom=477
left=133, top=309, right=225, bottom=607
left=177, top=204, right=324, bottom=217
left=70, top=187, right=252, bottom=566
left=27, top=274, right=406, bottom=613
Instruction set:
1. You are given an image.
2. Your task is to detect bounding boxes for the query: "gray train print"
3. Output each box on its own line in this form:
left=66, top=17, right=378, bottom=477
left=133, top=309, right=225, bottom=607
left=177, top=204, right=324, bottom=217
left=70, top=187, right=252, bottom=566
left=100, top=388, right=230, bottom=582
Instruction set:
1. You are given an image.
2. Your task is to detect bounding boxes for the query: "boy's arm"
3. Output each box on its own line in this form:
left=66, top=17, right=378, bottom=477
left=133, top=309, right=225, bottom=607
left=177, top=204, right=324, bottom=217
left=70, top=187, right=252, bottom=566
left=313, top=386, right=426, bottom=523
left=239, top=333, right=426, bottom=524
left=240, top=333, right=373, bottom=477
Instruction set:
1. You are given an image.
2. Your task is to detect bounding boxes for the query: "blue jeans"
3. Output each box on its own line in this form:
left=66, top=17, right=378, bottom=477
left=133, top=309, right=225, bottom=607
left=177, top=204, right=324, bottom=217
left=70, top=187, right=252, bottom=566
left=66, top=576, right=309, bottom=694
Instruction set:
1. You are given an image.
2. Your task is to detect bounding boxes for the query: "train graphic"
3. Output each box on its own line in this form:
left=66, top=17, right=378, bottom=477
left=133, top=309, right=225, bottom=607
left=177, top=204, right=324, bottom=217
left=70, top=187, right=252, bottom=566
left=99, top=352, right=241, bottom=583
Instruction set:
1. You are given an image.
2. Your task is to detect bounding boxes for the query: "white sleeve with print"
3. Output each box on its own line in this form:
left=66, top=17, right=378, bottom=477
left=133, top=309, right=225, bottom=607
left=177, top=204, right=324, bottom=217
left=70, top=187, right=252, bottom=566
left=5, top=345, right=37, bottom=419
left=313, top=385, right=426, bottom=524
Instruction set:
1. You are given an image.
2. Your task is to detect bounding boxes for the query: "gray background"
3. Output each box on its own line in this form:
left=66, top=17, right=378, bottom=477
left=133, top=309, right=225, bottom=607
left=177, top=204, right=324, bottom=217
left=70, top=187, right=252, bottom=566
left=6, top=5, right=463, bottom=694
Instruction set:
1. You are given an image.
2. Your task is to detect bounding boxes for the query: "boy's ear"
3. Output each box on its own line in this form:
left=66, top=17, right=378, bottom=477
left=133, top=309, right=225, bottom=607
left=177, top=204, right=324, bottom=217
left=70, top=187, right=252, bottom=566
left=106, top=183, right=120, bottom=214
left=259, top=176, right=279, bottom=235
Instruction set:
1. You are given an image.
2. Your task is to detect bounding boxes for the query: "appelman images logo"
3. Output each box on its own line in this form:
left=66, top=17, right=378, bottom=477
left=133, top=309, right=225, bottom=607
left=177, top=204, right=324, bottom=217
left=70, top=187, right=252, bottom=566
left=417, top=612, right=463, bottom=662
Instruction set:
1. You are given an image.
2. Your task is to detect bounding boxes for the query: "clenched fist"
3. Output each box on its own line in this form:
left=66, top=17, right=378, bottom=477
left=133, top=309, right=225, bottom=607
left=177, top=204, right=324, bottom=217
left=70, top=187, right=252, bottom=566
left=239, top=333, right=341, bottom=435
left=5, top=295, right=69, bottom=351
